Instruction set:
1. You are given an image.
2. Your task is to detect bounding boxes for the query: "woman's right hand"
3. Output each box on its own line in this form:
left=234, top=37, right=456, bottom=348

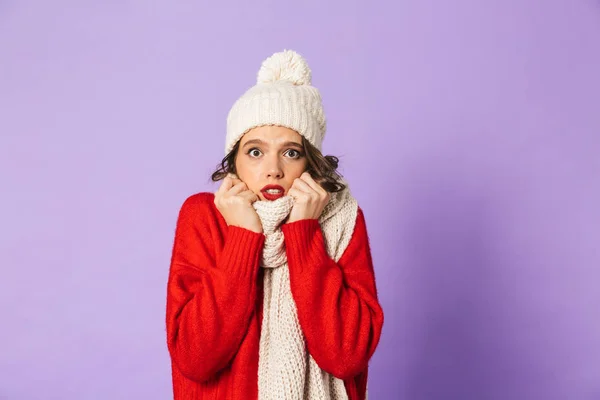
left=214, top=175, right=263, bottom=234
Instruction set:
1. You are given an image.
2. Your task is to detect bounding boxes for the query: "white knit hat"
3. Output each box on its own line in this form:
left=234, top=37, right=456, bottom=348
left=225, top=50, right=326, bottom=155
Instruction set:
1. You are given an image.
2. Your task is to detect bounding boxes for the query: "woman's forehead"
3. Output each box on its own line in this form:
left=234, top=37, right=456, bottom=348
left=242, top=126, right=303, bottom=145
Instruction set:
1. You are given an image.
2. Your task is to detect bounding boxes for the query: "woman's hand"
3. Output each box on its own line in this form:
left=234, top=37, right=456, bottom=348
left=287, top=172, right=331, bottom=223
left=214, top=175, right=263, bottom=233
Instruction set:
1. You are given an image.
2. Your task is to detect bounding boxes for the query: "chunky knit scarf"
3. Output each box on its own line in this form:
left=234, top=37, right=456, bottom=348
left=252, top=187, right=359, bottom=400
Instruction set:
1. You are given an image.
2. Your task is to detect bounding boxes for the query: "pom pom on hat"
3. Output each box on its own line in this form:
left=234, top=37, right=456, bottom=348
left=225, top=49, right=326, bottom=155
left=257, top=50, right=312, bottom=86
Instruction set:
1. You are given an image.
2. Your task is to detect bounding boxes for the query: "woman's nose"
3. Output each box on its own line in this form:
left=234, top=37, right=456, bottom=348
left=265, top=157, right=283, bottom=179
left=266, top=168, right=283, bottom=179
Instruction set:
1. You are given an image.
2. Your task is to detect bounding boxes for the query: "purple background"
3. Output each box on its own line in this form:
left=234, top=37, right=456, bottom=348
left=1, top=1, right=599, bottom=399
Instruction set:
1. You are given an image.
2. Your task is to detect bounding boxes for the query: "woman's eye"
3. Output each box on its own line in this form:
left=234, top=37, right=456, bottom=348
left=286, top=149, right=301, bottom=158
left=249, top=149, right=262, bottom=157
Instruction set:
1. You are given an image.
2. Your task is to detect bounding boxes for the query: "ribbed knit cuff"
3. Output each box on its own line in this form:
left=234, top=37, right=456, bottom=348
left=220, top=226, right=265, bottom=280
left=281, top=219, right=327, bottom=273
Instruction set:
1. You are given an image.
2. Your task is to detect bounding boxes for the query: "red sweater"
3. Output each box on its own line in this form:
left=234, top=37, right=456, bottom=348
left=166, top=192, right=384, bottom=399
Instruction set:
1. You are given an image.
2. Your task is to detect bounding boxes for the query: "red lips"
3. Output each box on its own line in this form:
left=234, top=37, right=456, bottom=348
left=260, top=184, right=285, bottom=201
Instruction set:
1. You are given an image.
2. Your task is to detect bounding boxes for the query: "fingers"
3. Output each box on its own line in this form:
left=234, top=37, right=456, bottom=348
left=216, top=175, right=233, bottom=195
left=229, top=175, right=242, bottom=186
left=299, top=172, right=326, bottom=194
left=238, top=190, right=258, bottom=203
left=293, top=172, right=329, bottom=203
left=287, top=187, right=309, bottom=202
left=217, top=173, right=243, bottom=194
left=226, top=174, right=243, bottom=187
left=291, top=176, right=314, bottom=194
left=227, top=182, right=248, bottom=196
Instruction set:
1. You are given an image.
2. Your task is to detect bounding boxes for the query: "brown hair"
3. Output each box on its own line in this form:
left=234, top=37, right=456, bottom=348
left=211, top=137, right=346, bottom=193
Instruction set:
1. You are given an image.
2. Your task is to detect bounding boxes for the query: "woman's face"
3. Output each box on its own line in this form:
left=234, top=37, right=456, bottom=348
left=235, top=125, right=308, bottom=201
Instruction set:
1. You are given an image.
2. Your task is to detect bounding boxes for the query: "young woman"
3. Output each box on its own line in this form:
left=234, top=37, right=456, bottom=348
left=166, top=50, right=384, bottom=400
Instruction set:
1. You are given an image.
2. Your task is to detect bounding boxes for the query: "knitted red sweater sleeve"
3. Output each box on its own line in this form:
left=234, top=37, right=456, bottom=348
left=166, top=193, right=265, bottom=382
left=281, top=208, right=384, bottom=380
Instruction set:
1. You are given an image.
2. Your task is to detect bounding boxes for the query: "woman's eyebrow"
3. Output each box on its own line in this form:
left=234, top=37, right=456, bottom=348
left=282, top=141, right=303, bottom=149
left=242, top=139, right=265, bottom=148
left=242, top=139, right=303, bottom=149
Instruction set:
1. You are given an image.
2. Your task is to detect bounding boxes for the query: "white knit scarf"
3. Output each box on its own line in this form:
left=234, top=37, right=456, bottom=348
left=252, top=187, right=359, bottom=400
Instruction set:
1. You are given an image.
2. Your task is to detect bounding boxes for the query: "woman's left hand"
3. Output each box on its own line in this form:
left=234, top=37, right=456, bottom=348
left=287, top=172, right=331, bottom=223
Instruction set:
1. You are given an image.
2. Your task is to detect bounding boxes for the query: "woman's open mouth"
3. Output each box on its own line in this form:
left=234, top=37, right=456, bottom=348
left=260, top=185, right=285, bottom=201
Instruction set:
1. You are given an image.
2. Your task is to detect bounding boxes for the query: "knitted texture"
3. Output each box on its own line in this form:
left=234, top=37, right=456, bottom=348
left=252, top=187, right=358, bottom=400
left=225, top=50, right=326, bottom=155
